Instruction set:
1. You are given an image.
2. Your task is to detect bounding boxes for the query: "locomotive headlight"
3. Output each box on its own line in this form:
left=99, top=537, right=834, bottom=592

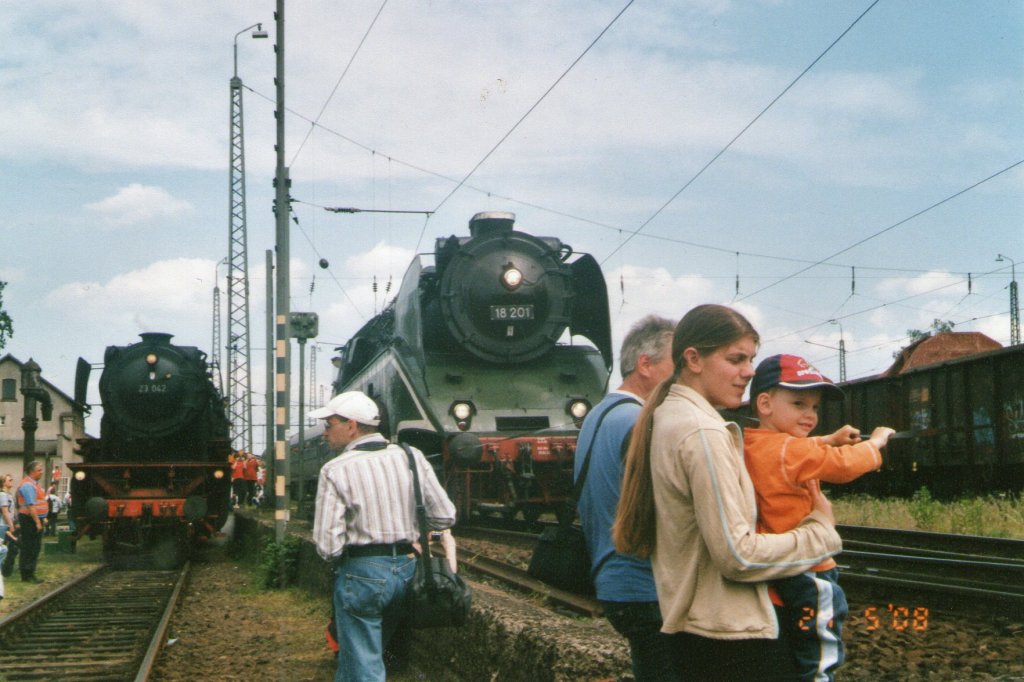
left=450, top=401, right=475, bottom=431
left=213, top=469, right=225, bottom=479
left=568, top=399, right=591, bottom=427
left=74, top=470, right=86, bottom=481
left=146, top=353, right=158, bottom=365
left=500, top=265, right=523, bottom=291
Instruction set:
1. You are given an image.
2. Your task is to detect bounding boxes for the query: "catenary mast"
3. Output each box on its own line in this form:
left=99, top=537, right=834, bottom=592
left=211, top=277, right=223, bottom=394
left=226, top=24, right=267, bottom=453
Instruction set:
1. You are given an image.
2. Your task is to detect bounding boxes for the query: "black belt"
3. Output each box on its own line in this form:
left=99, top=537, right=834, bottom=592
left=340, top=542, right=415, bottom=560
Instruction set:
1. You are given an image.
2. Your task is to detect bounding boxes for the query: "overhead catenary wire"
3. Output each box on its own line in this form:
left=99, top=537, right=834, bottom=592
left=250, top=85, right=985, bottom=279
left=737, top=158, right=1024, bottom=301
left=289, top=0, right=390, bottom=168
left=236, top=7, right=1015, bottom=373
left=599, top=0, right=882, bottom=265
left=290, top=210, right=366, bottom=319
left=413, top=0, right=637, bottom=252
left=764, top=262, right=1012, bottom=347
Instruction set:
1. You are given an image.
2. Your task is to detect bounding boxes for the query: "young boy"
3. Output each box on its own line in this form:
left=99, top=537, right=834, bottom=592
left=745, top=354, right=894, bottom=682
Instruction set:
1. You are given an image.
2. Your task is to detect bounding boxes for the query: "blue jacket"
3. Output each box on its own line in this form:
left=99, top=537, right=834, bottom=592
left=574, top=390, right=658, bottom=602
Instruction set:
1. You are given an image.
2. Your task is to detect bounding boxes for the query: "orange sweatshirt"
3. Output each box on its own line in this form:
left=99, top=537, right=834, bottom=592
left=744, top=428, right=882, bottom=572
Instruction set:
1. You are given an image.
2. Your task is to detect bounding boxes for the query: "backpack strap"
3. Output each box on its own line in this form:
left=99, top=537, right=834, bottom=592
left=400, top=443, right=437, bottom=593
left=563, top=396, right=641, bottom=527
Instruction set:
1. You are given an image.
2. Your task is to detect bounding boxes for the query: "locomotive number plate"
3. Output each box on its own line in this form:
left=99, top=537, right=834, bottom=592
left=490, top=304, right=534, bottom=321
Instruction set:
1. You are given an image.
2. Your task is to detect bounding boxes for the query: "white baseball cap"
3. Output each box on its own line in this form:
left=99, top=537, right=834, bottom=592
left=307, top=391, right=381, bottom=426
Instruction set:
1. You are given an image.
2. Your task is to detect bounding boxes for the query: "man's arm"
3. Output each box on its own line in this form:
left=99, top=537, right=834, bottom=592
left=312, top=468, right=347, bottom=560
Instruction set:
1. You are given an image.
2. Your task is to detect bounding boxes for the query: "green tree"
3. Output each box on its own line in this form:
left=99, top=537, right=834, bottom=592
left=0, top=281, right=13, bottom=350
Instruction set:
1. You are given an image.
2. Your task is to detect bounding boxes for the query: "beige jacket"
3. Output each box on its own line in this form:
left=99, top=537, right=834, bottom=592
left=650, top=384, right=842, bottom=640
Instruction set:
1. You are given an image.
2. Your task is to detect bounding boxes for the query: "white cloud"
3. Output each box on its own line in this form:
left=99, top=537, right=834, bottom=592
left=875, top=270, right=962, bottom=299
left=84, top=184, right=193, bottom=227
left=343, top=242, right=416, bottom=279
left=45, top=258, right=215, bottom=325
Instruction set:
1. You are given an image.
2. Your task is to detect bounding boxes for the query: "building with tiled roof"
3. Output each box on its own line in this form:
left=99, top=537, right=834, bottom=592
left=0, top=354, right=86, bottom=491
left=883, top=331, right=1003, bottom=377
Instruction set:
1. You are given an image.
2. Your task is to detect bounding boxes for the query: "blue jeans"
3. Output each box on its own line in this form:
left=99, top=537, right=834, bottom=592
left=0, top=537, right=7, bottom=598
left=602, top=600, right=681, bottom=682
left=333, top=555, right=417, bottom=682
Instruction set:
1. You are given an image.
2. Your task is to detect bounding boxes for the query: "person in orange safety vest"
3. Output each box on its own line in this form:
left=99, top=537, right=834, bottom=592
left=243, top=453, right=259, bottom=507
left=15, top=461, right=47, bottom=583
left=231, top=452, right=248, bottom=508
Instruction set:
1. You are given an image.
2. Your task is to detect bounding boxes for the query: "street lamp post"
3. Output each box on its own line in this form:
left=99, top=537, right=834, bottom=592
left=996, top=254, right=1019, bottom=345
left=226, top=22, right=267, bottom=458
left=234, top=24, right=268, bottom=79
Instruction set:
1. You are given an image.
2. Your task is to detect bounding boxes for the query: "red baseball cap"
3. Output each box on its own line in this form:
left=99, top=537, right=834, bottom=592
left=750, top=354, right=844, bottom=401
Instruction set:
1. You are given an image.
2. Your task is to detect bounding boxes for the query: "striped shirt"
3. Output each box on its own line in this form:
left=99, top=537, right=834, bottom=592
left=312, top=433, right=456, bottom=561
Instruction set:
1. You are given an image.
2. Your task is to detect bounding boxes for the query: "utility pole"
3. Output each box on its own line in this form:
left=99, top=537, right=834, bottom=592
left=273, top=0, right=292, bottom=543
left=265, top=249, right=275, bottom=495
left=228, top=23, right=267, bottom=455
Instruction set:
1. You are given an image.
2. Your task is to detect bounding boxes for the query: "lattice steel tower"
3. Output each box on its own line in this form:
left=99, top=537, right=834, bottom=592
left=211, top=279, right=223, bottom=394
left=997, top=254, right=1020, bottom=345
left=227, top=24, right=267, bottom=453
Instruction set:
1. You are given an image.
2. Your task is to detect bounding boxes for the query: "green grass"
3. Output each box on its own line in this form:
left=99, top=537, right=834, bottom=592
left=833, top=488, right=1024, bottom=539
left=3, top=533, right=104, bottom=611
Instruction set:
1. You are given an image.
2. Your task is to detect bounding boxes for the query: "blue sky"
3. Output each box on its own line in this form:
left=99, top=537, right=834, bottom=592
left=2, top=1, right=1021, bottom=449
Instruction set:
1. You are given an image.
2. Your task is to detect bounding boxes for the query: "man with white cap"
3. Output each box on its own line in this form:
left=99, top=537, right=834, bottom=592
left=310, top=391, right=456, bottom=682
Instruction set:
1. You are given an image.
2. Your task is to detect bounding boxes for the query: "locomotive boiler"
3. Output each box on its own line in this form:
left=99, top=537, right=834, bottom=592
left=294, top=211, right=613, bottom=523
left=70, top=332, right=232, bottom=565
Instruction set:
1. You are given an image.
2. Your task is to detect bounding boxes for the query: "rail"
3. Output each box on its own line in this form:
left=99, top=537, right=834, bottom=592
left=0, top=565, right=190, bottom=680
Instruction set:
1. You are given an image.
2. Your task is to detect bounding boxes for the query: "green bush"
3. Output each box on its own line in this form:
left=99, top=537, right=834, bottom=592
left=908, top=487, right=942, bottom=529
left=258, top=535, right=301, bottom=589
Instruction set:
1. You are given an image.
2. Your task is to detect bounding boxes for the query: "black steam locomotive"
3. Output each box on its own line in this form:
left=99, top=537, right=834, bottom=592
left=70, top=333, right=232, bottom=565
left=293, top=211, right=613, bottom=522
left=815, top=342, right=1024, bottom=497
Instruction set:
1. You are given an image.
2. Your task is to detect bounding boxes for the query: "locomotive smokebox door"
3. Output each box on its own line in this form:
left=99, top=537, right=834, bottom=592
left=290, top=312, right=319, bottom=340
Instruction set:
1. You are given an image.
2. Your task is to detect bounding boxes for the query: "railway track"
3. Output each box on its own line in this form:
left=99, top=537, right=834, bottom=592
left=838, top=523, right=1024, bottom=560
left=460, top=522, right=1024, bottom=616
left=454, top=526, right=602, bottom=617
left=0, top=564, right=188, bottom=680
left=456, top=548, right=602, bottom=617
left=837, top=526, right=1024, bottom=613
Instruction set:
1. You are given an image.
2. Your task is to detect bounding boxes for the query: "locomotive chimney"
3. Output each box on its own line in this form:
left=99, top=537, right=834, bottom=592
left=139, top=332, right=174, bottom=346
left=469, top=211, right=515, bottom=238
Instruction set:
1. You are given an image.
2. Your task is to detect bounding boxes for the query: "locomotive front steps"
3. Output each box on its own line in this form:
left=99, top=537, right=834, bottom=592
left=232, top=510, right=633, bottom=681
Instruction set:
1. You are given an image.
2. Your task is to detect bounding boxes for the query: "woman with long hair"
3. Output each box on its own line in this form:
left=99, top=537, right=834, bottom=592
left=613, top=304, right=842, bottom=681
